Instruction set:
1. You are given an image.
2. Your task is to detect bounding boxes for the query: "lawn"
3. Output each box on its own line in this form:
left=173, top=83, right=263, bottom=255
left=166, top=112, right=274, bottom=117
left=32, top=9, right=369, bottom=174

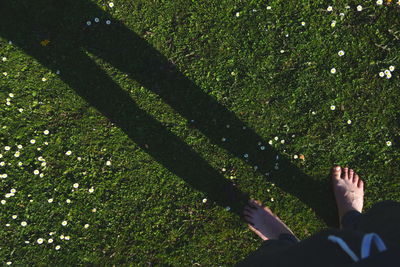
left=0, top=0, right=399, bottom=265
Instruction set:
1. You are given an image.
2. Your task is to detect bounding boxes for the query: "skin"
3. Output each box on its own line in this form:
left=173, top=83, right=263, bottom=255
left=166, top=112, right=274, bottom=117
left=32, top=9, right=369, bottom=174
left=243, top=165, right=364, bottom=240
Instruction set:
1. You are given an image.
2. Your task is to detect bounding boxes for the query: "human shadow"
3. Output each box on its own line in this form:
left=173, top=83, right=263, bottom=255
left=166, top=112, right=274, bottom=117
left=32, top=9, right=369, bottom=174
left=0, top=0, right=337, bottom=226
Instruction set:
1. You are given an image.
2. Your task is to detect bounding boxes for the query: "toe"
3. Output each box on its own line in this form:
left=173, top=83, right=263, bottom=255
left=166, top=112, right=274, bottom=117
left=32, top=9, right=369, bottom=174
left=243, top=214, right=253, bottom=221
left=247, top=199, right=257, bottom=208
left=349, top=169, right=354, bottom=182
left=357, top=177, right=364, bottom=189
left=332, top=165, right=341, bottom=180
left=341, top=167, right=349, bottom=179
left=254, top=200, right=263, bottom=207
left=243, top=207, right=254, bottom=216
left=352, top=170, right=358, bottom=183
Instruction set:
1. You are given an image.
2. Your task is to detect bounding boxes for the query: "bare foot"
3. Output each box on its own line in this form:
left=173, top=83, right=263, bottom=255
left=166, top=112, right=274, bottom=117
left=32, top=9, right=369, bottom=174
left=243, top=199, right=298, bottom=241
left=331, top=166, right=364, bottom=226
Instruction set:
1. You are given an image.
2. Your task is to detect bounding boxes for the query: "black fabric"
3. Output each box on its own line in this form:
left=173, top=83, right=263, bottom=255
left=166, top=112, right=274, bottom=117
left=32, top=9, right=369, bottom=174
left=341, top=247, right=400, bottom=267
left=278, top=233, right=299, bottom=244
left=341, top=210, right=362, bottom=230
left=235, top=201, right=400, bottom=267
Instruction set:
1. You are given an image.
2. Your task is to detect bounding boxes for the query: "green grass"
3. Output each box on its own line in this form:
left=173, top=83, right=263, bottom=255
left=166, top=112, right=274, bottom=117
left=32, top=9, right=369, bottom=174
left=1, top=0, right=400, bottom=265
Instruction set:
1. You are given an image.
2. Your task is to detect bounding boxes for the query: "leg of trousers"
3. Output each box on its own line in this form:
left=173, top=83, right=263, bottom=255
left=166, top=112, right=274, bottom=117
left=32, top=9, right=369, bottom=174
left=235, top=200, right=400, bottom=266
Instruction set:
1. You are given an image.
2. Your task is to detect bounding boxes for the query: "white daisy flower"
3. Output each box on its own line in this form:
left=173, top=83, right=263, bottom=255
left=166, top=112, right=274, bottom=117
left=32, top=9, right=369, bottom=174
left=267, top=6, right=271, bottom=10
left=331, top=105, right=336, bottom=110
left=389, top=66, right=395, bottom=72
left=34, top=170, right=39, bottom=175
left=43, top=130, right=49, bottom=135
left=386, top=73, right=392, bottom=79
left=268, top=140, right=273, bottom=145
left=301, top=21, right=306, bottom=26
left=109, top=2, right=114, bottom=8
left=12, top=215, right=17, bottom=219
left=9, top=93, right=14, bottom=97
left=94, top=18, right=100, bottom=23
left=21, top=221, right=27, bottom=226
left=338, top=50, right=345, bottom=56
left=30, top=139, right=36, bottom=144
left=60, top=235, right=65, bottom=239
left=235, top=12, right=240, bottom=17
left=55, top=245, right=61, bottom=250
left=42, top=77, right=47, bottom=82
left=2, top=57, right=6, bottom=61
left=66, top=199, right=71, bottom=204
left=280, top=140, right=285, bottom=144
left=386, top=141, right=392, bottom=146
left=14, top=151, right=20, bottom=157
left=280, top=49, right=285, bottom=53
left=202, top=198, right=207, bottom=203
left=106, top=160, right=112, bottom=166
left=347, top=120, right=352, bottom=124
left=92, top=208, right=97, bottom=212
left=89, top=187, right=94, bottom=193
left=271, top=198, right=274, bottom=202
left=18, top=162, right=23, bottom=166
left=3, top=72, right=8, bottom=76
left=37, top=238, right=44, bottom=244
left=226, top=206, right=231, bottom=211
left=17, top=145, right=22, bottom=149
left=5, top=146, right=11, bottom=151
left=106, top=20, right=111, bottom=25
left=244, top=154, right=249, bottom=158
left=274, top=136, right=279, bottom=141
left=62, top=220, right=68, bottom=226
left=330, top=68, right=336, bottom=74
left=294, top=155, right=298, bottom=159
left=1, top=200, right=6, bottom=204
left=86, top=21, right=92, bottom=26
left=376, top=0, right=383, bottom=5
left=260, top=146, right=265, bottom=150
left=48, top=238, right=53, bottom=243
left=379, top=72, right=385, bottom=77
left=331, top=20, right=336, bottom=27
left=65, top=150, right=72, bottom=155
left=73, top=183, right=79, bottom=188
left=6, top=262, right=12, bottom=265
left=357, top=5, right=363, bottom=11
left=84, top=224, right=90, bottom=228
left=48, top=198, right=53, bottom=203
left=384, top=70, right=391, bottom=75
left=327, top=6, right=333, bottom=11
left=10, top=189, right=16, bottom=193
left=340, top=13, right=345, bottom=17
left=65, top=236, right=70, bottom=240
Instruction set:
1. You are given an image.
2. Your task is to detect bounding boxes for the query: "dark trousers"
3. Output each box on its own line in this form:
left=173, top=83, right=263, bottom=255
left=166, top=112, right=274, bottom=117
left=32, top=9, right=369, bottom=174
left=235, top=200, right=400, bottom=266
